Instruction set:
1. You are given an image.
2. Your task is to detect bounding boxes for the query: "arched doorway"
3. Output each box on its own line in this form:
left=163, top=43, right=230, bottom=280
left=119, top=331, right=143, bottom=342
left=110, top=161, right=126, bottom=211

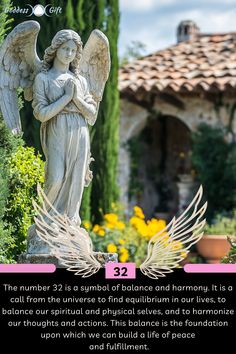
left=128, top=114, right=193, bottom=219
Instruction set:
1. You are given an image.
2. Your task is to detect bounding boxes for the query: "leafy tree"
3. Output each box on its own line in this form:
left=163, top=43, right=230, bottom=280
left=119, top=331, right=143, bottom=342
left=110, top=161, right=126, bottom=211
left=192, top=123, right=236, bottom=221
left=0, top=0, right=13, bottom=44
left=0, top=118, right=45, bottom=261
left=82, top=0, right=120, bottom=222
left=0, top=3, right=44, bottom=261
left=0, top=0, right=17, bottom=262
left=120, top=40, right=147, bottom=66
left=0, top=119, right=24, bottom=262
left=5, top=146, right=44, bottom=257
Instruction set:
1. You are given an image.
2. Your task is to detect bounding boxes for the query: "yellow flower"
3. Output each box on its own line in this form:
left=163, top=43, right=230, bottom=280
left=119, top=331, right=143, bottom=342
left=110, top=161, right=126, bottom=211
left=107, top=243, right=117, bottom=253
left=104, top=222, right=115, bottom=229
left=130, top=216, right=141, bottom=226
left=120, top=246, right=129, bottom=254
left=147, top=218, right=165, bottom=237
left=130, top=216, right=149, bottom=237
left=158, top=219, right=166, bottom=230
left=83, top=221, right=91, bottom=230
left=181, top=251, right=187, bottom=259
left=104, top=213, right=118, bottom=224
left=119, top=252, right=129, bottom=263
left=136, top=223, right=149, bottom=237
left=119, top=247, right=129, bottom=255
left=157, top=234, right=170, bottom=247
left=171, top=240, right=183, bottom=251
left=119, top=238, right=126, bottom=245
left=116, top=221, right=125, bottom=230
left=93, top=224, right=100, bottom=233
left=98, top=229, right=105, bottom=237
left=133, top=206, right=145, bottom=219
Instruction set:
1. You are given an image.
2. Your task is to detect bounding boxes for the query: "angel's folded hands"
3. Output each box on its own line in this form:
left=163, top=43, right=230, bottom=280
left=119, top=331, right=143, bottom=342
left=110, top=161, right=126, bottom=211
left=72, top=95, right=97, bottom=123
left=34, top=94, right=72, bottom=122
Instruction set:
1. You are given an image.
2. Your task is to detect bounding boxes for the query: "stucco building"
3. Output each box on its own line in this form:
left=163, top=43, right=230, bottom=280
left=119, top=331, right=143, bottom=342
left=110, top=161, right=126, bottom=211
left=118, top=21, right=236, bottom=219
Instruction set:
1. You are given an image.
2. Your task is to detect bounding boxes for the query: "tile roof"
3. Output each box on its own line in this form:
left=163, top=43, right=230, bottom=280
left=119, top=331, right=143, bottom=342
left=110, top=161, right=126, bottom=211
left=119, top=33, right=236, bottom=94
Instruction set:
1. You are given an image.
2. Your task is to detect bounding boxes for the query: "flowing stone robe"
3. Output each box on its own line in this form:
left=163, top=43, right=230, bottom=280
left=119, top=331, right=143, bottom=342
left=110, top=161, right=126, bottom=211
left=32, top=70, right=96, bottom=225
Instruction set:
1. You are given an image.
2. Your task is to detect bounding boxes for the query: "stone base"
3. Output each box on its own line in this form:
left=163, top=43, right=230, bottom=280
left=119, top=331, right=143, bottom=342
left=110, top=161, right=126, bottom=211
left=18, top=253, right=60, bottom=266
left=21, top=223, right=119, bottom=268
left=19, top=252, right=118, bottom=268
left=93, top=252, right=118, bottom=266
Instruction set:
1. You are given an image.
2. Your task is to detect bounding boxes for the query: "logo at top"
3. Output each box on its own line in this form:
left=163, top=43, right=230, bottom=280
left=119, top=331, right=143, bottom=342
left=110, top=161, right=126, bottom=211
left=4, top=4, right=62, bottom=17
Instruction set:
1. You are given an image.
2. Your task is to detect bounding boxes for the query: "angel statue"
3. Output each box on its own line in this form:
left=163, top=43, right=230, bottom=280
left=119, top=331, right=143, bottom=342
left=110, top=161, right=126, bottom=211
left=0, top=21, right=110, bottom=230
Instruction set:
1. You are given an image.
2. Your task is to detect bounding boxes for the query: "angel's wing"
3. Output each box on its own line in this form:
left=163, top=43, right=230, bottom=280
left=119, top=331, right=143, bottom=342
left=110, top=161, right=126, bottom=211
left=0, top=21, right=42, bottom=134
left=33, top=186, right=101, bottom=277
left=140, top=186, right=207, bottom=279
left=80, top=29, right=110, bottom=106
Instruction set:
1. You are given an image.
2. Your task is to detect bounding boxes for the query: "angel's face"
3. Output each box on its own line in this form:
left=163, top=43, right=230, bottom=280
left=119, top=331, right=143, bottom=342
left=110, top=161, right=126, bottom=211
left=56, top=40, right=77, bottom=65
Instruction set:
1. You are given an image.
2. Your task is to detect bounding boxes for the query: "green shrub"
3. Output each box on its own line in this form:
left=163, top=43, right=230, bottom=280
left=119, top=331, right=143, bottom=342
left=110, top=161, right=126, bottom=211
left=192, top=123, right=236, bottom=221
left=0, top=150, right=15, bottom=263
left=204, top=210, right=236, bottom=235
left=4, top=146, right=44, bottom=257
left=0, top=223, right=15, bottom=263
left=0, top=117, right=24, bottom=262
left=0, top=119, right=24, bottom=155
left=83, top=205, right=185, bottom=266
left=222, top=237, right=236, bottom=263
left=204, top=208, right=236, bottom=264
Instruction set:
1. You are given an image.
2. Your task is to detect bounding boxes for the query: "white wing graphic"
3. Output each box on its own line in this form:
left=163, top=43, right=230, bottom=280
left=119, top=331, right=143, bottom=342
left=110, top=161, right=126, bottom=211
left=140, top=186, right=207, bottom=279
left=33, top=185, right=101, bottom=277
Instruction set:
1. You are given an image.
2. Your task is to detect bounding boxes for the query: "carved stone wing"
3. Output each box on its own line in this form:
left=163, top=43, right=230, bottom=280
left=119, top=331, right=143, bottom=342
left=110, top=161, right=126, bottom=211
left=0, top=21, right=42, bottom=134
left=80, top=29, right=110, bottom=103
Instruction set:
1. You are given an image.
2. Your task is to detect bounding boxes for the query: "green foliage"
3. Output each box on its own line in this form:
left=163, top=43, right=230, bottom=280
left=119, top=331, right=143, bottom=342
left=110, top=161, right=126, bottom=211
left=80, top=185, right=92, bottom=221
left=90, top=227, right=148, bottom=266
left=120, top=40, right=147, bottom=66
left=222, top=236, right=236, bottom=263
left=0, top=223, right=15, bottom=263
left=75, top=0, right=85, bottom=32
left=205, top=210, right=236, bottom=235
left=128, top=137, right=143, bottom=199
left=90, top=0, right=120, bottom=222
left=66, top=0, right=75, bottom=28
left=0, top=1, right=46, bottom=262
left=192, top=123, right=236, bottom=220
left=0, top=119, right=44, bottom=261
left=0, top=119, right=24, bottom=155
left=0, top=147, right=15, bottom=263
left=84, top=205, right=159, bottom=266
left=0, top=115, right=24, bottom=262
left=0, top=0, right=13, bottom=44
left=5, top=146, right=44, bottom=257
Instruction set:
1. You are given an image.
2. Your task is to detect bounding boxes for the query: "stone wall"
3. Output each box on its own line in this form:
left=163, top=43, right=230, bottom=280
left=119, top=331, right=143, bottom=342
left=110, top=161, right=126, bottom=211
left=118, top=93, right=236, bottom=216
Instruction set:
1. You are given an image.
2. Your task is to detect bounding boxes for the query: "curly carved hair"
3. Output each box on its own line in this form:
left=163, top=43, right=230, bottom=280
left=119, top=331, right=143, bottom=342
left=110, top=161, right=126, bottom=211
left=42, top=29, right=83, bottom=77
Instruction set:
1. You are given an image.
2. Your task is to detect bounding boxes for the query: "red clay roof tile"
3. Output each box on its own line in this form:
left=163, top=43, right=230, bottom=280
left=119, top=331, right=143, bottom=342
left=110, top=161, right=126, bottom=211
left=119, top=32, right=236, bottom=94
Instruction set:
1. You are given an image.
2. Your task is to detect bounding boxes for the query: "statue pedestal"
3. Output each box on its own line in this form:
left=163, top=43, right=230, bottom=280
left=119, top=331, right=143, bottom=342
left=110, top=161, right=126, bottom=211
left=19, top=224, right=118, bottom=267
left=19, top=252, right=118, bottom=268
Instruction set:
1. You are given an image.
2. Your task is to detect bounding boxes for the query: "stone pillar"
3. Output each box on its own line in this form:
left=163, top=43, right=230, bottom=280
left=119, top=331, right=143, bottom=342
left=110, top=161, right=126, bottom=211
left=177, top=174, right=199, bottom=214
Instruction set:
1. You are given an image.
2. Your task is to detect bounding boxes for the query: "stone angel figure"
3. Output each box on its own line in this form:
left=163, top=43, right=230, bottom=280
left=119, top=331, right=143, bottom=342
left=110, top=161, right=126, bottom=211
left=0, top=21, right=110, bottom=227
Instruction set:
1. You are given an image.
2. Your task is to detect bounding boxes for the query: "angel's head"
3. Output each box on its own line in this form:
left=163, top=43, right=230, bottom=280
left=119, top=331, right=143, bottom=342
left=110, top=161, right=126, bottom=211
left=42, top=29, right=83, bottom=76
